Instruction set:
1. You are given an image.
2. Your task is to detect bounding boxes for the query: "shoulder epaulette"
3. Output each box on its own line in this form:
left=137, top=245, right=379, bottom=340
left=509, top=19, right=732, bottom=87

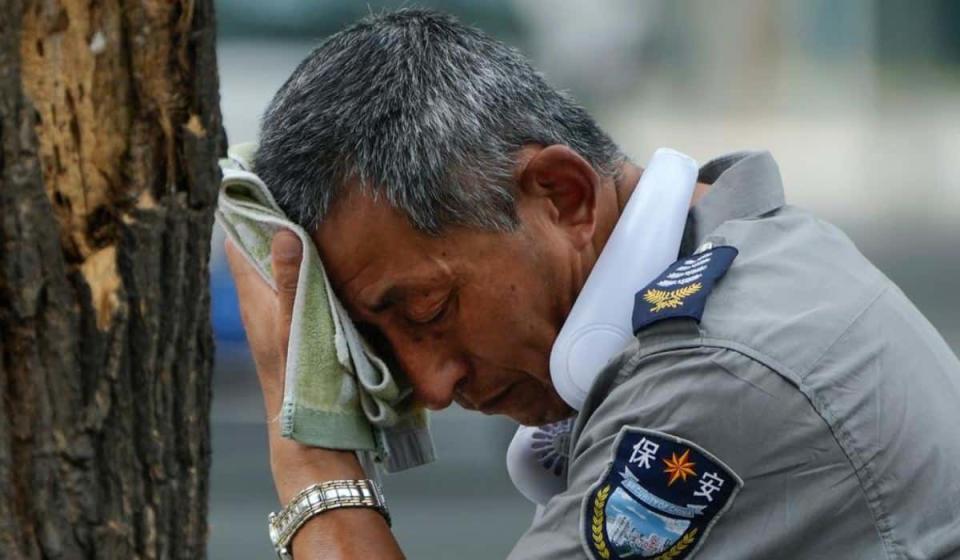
left=632, top=246, right=738, bottom=333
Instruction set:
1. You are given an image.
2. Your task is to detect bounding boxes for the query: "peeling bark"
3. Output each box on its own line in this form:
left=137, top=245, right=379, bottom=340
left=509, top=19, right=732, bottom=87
left=0, top=0, right=222, bottom=557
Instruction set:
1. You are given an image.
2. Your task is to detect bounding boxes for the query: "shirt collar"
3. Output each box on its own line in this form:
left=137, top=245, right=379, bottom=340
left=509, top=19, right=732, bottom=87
left=680, top=150, right=786, bottom=255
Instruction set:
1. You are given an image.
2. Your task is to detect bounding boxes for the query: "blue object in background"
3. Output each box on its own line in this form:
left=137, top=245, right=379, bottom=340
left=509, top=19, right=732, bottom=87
left=210, top=255, right=248, bottom=344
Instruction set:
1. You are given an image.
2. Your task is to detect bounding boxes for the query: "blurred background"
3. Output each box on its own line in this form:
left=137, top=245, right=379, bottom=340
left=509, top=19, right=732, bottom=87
left=207, top=1, right=960, bottom=558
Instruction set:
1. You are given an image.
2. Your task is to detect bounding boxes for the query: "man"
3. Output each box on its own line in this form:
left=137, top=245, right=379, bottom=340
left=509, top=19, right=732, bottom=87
left=225, top=9, right=960, bottom=559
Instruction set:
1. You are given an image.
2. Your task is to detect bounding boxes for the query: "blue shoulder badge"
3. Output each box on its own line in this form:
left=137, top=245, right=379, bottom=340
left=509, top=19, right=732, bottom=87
left=633, top=246, right=738, bottom=333
left=581, top=428, right=743, bottom=560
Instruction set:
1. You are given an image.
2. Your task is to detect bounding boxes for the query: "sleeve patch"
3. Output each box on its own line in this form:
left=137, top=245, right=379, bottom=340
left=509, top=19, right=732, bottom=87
left=632, top=246, right=738, bottom=333
left=581, top=427, right=743, bottom=560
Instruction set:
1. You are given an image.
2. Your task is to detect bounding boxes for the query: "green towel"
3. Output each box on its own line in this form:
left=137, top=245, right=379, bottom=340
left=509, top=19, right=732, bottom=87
left=215, top=143, right=434, bottom=473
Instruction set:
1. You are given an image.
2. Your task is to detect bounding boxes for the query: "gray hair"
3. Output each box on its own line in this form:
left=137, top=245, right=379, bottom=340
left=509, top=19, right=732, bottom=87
left=255, top=8, right=625, bottom=234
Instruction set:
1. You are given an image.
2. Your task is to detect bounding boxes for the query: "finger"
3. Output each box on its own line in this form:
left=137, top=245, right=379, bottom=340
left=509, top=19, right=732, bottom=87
left=271, top=230, right=303, bottom=366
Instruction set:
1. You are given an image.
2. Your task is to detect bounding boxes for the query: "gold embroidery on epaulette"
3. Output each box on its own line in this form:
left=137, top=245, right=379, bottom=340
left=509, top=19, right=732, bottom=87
left=642, top=282, right=703, bottom=313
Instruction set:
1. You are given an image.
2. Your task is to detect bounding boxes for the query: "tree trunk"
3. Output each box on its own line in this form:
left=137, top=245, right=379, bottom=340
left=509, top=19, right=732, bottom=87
left=0, top=0, right=222, bottom=557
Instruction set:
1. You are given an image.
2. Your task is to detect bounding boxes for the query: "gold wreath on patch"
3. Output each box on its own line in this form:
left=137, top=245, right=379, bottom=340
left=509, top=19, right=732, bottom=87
left=643, top=282, right=703, bottom=313
left=591, top=485, right=611, bottom=559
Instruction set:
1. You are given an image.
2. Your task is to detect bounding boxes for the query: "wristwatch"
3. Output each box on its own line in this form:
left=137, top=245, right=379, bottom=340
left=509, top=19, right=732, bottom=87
left=268, top=479, right=390, bottom=559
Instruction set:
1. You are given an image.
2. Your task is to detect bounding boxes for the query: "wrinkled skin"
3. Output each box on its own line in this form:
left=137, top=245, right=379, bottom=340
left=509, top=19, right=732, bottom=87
left=311, top=145, right=642, bottom=426
left=314, top=187, right=575, bottom=426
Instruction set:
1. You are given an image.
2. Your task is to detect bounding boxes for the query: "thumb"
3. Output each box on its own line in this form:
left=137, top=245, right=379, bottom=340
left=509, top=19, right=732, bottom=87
left=271, top=229, right=302, bottom=363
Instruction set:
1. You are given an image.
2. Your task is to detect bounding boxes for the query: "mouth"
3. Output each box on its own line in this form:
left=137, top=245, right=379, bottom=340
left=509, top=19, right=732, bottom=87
left=475, top=383, right=517, bottom=414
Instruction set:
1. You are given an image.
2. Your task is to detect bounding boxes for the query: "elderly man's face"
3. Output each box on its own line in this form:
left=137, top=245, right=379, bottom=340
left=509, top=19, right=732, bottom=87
left=313, top=182, right=580, bottom=426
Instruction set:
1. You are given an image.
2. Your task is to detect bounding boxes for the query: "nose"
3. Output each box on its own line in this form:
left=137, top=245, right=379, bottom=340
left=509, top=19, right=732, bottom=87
left=396, top=342, right=469, bottom=411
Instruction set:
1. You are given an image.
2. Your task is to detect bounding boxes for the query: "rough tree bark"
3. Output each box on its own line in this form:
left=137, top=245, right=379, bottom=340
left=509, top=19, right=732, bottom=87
left=0, top=0, right=222, bottom=557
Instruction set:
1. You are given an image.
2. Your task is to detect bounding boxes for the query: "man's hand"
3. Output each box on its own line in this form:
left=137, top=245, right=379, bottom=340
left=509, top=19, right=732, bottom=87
left=224, top=230, right=361, bottom=499
left=224, top=230, right=404, bottom=559
left=224, top=231, right=300, bottom=421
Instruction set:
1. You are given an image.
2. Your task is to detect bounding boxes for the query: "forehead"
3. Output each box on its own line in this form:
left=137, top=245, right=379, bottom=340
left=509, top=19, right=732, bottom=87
left=311, top=188, right=449, bottom=305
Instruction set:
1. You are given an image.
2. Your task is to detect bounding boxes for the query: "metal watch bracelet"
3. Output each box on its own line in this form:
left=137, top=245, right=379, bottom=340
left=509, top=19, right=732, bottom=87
left=268, top=479, right=390, bottom=559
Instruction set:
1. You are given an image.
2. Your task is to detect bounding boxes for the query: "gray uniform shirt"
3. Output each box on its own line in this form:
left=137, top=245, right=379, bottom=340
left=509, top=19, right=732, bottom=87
left=507, top=151, right=960, bottom=559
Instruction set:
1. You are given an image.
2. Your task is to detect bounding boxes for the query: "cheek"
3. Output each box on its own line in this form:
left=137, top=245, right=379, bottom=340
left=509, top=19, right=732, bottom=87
left=457, top=266, right=559, bottom=384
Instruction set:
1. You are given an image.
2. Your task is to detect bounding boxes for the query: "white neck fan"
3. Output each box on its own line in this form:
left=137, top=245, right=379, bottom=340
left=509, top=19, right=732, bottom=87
left=506, top=148, right=699, bottom=506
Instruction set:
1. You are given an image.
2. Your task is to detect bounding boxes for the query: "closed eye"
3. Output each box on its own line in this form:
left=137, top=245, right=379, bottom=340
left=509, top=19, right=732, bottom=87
left=408, top=299, right=448, bottom=325
left=406, top=290, right=456, bottom=326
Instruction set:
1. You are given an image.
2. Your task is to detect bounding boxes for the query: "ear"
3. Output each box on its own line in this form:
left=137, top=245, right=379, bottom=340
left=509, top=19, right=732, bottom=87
left=518, top=145, right=600, bottom=249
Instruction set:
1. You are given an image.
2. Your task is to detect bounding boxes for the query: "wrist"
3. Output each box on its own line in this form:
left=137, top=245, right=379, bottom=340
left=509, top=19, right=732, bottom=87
left=269, top=479, right=392, bottom=560
left=269, top=437, right=365, bottom=504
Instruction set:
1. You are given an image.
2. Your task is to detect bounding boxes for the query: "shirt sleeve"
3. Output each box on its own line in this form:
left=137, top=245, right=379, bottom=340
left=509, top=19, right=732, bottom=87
left=506, top=345, right=883, bottom=560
